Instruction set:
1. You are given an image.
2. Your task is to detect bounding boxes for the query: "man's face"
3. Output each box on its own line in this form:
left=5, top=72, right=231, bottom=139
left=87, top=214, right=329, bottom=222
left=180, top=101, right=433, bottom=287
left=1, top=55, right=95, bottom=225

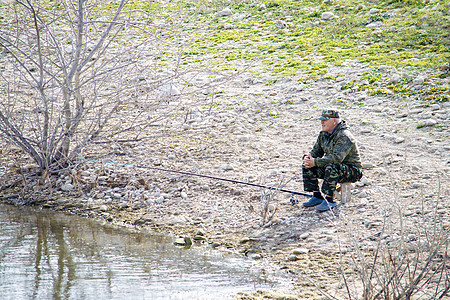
left=321, top=118, right=337, bottom=133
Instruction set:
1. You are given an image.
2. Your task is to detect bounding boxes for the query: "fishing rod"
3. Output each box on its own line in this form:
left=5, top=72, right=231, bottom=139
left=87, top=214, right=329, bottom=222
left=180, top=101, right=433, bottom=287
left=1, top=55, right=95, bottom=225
left=79, top=158, right=312, bottom=198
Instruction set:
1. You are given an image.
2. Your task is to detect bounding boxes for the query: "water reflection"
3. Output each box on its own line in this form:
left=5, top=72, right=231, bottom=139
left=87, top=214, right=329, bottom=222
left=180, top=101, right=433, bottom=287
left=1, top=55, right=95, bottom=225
left=0, top=203, right=284, bottom=299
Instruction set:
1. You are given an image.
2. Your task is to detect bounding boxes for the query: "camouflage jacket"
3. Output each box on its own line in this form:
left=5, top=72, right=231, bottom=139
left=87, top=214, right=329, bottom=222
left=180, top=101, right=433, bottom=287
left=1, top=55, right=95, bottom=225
left=311, top=121, right=362, bottom=168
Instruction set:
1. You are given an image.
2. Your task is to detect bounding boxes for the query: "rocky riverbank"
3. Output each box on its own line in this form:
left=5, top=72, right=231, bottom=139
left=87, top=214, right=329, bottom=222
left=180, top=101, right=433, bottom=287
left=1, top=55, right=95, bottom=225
left=2, top=60, right=448, bottom=297
left=1, top=0, right=449, bottom=298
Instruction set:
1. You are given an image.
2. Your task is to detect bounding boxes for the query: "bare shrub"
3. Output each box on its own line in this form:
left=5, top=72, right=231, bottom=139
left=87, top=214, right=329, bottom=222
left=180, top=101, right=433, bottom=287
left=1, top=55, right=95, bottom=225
left=0, top=0, right=231, bottom=174
left=258, top=177, right=297, bottom=225
left=334, top=173, right=449, bottom=299
left=259, top=185, right=279, bottom=226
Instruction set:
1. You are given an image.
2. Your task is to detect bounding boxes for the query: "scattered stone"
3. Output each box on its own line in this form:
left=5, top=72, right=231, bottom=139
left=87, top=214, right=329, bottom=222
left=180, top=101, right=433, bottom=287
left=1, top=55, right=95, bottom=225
left=321, top=12, right=335, bottom=20
left=338, top=247, right=348, bottom=254
left=407, top=234, right=416, bottom=241
left=389, top=74, right=402, bottom=83
left=174, top=238, right=186, bottom=246
left=369, top=8, right=379, bottom=14
left=217, top=8, right=232, bottom=17
left=248, top=253, right=263, bottom=260
left=57, top=198, right=67, bottom=205
left=418, top=119, right=437, bottom=127
left=238, top=136, right=250, bottom=142
left=61, top=184, right=75, bottom=192
left=166, top=215, right=188, bottom=225
left=400, top=193, right=413, bottom=198
left=396, top=112, right=408, bottom=118
left=412, top=76, right=426, bottom=86
left=99, top=205, right=108, bottom=212
left=211, top=242, right=221, bottom=249
left=161, top=193, right=173, bottom=199
left=193, top=235, right=206, bottom=241
left=292, top=248, right=309, bottom=255
left=240, top=237, right=250, bottom=244
left=382, top=107, right=395, bottom=115
left=80, top=170, right=90, bottom=177
left=305, top=237, right=316, bottom=243
left=360, top=198, right=369, bottom=206
left=222, top=23, right=233, bottom=30
left=223, top=164, right=234, bottom=171
left=274, top=20, right=287, bottom=29
left=410, top=182, right=426, bottom=189
left=409, top=108, right=423, bottom=115
left=394, top=137, right=405, bottom=143
left=359, top=191, right=368, bottom=198
left=362, top=162, right=375, bottom=169
left=299, top=232, right=310, bottom=240
left=374, top=167, right=387, bottom=175
left=157, top=83, right=180, bottom=99
left=430, top=104, right=440, bottom=111
left=287, top=255, right=298, bottom=262
left=359, top=176, right=370, bottom=186
left=184, top=236, right=193, bottom=246
left=366, top=21, right=383, bottom=28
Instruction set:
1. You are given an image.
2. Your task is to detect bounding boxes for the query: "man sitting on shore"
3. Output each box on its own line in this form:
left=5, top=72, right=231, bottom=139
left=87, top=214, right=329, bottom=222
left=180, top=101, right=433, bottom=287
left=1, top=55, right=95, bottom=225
left=302, top=110, right=363, bottom=212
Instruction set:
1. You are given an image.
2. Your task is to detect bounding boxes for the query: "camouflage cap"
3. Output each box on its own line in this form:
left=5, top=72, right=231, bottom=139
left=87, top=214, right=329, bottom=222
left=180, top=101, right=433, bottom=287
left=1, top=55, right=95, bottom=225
left=318, top=110, right=339, bottom=120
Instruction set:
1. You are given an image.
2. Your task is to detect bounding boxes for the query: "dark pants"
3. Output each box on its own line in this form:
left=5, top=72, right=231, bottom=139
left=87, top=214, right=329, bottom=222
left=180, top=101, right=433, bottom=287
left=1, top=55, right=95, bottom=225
left=303, top=164, right=362, bottom=197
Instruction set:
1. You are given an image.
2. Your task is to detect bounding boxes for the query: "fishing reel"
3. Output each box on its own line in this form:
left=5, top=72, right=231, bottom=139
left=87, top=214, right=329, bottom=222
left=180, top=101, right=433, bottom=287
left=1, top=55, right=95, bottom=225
left=290, top=194, right=299, bottom=206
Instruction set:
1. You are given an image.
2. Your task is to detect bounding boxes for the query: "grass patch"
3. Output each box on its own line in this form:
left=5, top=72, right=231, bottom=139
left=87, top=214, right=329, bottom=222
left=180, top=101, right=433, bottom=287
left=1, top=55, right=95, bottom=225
left=179, top=0, right=448, bottom=80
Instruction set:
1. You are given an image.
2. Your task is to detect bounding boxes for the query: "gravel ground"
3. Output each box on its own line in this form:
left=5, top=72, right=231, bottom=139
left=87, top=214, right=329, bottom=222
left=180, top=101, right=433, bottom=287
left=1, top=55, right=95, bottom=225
left=1, top=59, right=449, bottom=299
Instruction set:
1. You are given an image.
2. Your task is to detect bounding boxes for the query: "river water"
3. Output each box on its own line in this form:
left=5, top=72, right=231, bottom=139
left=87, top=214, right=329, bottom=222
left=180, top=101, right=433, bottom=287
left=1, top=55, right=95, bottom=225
left=0, top=203, right=287, bottom=299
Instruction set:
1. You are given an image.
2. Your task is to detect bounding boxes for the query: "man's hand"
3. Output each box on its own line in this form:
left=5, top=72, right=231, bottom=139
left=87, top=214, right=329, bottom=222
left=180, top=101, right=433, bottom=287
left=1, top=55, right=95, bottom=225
left=303, top=154, right=315, bottom=168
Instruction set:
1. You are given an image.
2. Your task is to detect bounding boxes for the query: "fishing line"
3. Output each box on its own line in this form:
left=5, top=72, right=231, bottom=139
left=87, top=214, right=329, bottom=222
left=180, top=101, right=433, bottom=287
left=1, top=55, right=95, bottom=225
left=78, top=158, right=311, bottom=198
